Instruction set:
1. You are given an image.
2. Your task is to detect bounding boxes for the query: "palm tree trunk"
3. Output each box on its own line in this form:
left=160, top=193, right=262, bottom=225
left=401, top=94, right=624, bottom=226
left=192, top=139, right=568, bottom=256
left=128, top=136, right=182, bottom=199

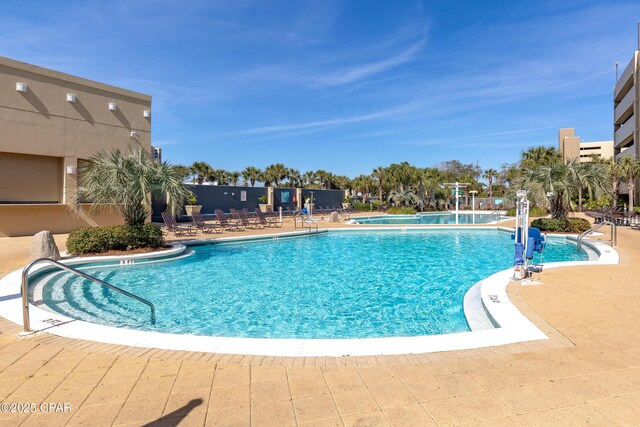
left=629, top=179, right=635, bottom=211
left=578, top=187, right=582, bottom=211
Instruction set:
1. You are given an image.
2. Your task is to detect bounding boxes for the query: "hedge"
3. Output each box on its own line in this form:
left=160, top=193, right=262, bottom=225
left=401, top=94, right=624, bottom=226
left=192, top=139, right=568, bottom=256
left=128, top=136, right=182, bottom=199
left=506, top=207, right=547, bottom=217
left=530, top=218, right=591, bottom=233
left=67, top=223, right=165, bottom=255
left=387, top=206, right=417, bottom=215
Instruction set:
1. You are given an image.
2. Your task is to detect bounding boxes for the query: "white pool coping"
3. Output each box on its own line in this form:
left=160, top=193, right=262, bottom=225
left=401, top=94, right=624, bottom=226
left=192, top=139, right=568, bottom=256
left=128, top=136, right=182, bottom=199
left=0, top=228, right=619, bottom=357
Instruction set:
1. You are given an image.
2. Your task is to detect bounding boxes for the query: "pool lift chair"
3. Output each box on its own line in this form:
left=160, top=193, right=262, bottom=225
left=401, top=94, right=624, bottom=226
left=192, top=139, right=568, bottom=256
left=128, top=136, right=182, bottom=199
left=511, top=190, right=546, bottom=281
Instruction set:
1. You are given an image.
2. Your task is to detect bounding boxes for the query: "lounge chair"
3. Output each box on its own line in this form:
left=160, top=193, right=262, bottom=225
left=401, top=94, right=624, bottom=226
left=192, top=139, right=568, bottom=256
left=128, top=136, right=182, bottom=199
left=255, top=208, right=283, bottom=228
left=230, top=208, right=263, bottom=229
left=214, top=209, right=245, bottom=231
left=264, top=206, right=278, bottom=217
left=161, top=212, right=197, bottom=236
left=191, top=213, right=224, bottom=234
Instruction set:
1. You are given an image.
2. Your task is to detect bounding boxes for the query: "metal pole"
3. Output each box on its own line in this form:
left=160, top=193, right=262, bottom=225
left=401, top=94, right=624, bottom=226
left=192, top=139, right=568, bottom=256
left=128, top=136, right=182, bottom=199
left=279, top=206, right=282, bottom=224
left=455, top=182, right=459, bottom=224
left=20, top=268, right=31, bottom=333
left=472, top=193, right=475, bottom=224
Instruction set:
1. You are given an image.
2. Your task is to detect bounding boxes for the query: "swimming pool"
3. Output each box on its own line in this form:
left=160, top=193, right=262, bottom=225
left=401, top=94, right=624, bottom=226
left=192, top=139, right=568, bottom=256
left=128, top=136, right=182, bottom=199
left=351, top=212, right=508, bottom=225
left=36, top=229, right=587, bottom=340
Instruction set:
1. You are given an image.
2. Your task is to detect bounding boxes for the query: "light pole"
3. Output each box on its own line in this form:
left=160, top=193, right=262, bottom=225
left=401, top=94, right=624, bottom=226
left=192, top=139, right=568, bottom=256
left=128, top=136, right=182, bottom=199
left=469, top=190, right=478, bottom=224
left=443, top=182, right=469, bottom=224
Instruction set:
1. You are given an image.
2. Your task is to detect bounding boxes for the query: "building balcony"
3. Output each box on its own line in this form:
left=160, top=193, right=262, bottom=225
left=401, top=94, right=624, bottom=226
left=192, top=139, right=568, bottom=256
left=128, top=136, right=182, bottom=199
left=616, top=145, right=634, bottom=161
left=614, top=86, right=635, bottom=125
left=615, top=115, right=635, bottom=149
left=614, top=55, right=636, bottom=101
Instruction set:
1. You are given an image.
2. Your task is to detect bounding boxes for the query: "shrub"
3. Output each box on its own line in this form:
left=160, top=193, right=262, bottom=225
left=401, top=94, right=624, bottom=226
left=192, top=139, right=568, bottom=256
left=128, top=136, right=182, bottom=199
left=67, top=223, right=165, bottom=255
left=387, top=206, right=417, bottom=215
left=530, top=218, right=591, bottom=233
left=506, top=207, right=547, bottom=217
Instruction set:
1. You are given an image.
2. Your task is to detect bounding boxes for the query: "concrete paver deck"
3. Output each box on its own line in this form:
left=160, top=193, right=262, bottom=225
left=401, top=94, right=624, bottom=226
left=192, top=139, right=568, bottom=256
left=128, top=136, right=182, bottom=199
left=0, top=214, right=638, bottom=426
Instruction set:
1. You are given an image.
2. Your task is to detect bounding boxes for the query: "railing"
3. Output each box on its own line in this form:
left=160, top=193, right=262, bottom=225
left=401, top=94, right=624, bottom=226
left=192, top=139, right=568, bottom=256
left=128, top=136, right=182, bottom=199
left=21, top=258, right=156, bottom=334
left=294, top=212, right=319, bottom=233
left=577, top=220, right=617, bottom=250
left=491, top=210, right=502, bottom=222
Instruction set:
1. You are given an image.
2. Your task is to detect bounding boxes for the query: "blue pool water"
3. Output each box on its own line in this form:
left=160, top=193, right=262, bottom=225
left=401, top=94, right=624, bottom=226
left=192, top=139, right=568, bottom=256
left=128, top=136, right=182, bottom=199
left=39, top=230, right=588, bottom=339
left=353, top=212, right=507, bottom=225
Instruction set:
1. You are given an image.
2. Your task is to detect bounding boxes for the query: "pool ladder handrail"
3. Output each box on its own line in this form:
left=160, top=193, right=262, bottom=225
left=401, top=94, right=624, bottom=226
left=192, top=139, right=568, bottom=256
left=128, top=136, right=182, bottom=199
left=491, top=210, right=502, bottom=222
left=20, top=257, right=156, bottom=334
left=577, top=220, right=616, bottom=250
left=294, top=212, right=319, bottom=233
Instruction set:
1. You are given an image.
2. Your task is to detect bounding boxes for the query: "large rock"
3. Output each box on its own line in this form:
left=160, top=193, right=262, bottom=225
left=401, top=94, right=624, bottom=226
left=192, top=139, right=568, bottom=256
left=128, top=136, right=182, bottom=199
left=329, top=211, right=339, bottom=223
left=31, top=231, right=61, bottom=260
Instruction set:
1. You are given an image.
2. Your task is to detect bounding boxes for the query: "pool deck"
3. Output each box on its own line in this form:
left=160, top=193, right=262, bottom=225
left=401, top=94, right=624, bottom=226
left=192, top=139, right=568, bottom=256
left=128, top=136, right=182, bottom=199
left=1, top=213, right=639, bottom=426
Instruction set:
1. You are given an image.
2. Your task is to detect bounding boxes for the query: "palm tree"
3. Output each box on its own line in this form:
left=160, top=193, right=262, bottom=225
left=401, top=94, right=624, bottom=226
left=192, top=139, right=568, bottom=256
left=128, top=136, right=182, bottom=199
left=520, top=146, right=561, bottom=169
left=388, top=188, right=418, bottom=207
left=372, top=166, right=386, bottom=202
left=302, top=171, right=317, bottom=188
left=263, top=163, right=287, bottom=187
left=483, top=168, right=498, bottom=198
left=190, top=161, right=212, bottom=185
left=242, top=166, right=262, bottom=187
left=76, top=148, right=188, bottom=226
left=286, top=168, right=302, bottom=187
left=618, top=155, right=640, bottom=209
left=171, top=164, right=191, bottom=182
left=352, top=175, right=376, bottom=203
left=228, top=171, right=241, bottom=186
left=517, top=159, right=609, bottom=219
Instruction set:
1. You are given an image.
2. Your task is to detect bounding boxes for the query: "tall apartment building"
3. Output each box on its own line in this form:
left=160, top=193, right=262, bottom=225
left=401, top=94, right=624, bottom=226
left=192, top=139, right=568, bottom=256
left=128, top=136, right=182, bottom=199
left=614, top=43, right=639, bottom=203
left=0, top=56, right=152, bottom=237
left=558, top=128, right=613, bottom=163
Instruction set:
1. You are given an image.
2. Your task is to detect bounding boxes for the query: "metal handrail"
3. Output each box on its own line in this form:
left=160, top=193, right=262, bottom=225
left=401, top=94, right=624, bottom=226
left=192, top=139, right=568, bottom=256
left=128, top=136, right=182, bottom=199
left=294, top=212, right=319, bottom=233
left=21, top=257, right=156, bottom=334
left=577, top=220, right=617, bottom=250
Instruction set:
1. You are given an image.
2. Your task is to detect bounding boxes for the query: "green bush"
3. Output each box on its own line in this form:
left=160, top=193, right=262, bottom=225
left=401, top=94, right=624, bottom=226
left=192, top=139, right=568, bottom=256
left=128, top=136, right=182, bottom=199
left=506, top=207, right=547, bottom=217
left=530, top=218, right=591, bottom=233
left=67, top=223, right=165, bottom=255
left=387, top=206, right=417, bottom=215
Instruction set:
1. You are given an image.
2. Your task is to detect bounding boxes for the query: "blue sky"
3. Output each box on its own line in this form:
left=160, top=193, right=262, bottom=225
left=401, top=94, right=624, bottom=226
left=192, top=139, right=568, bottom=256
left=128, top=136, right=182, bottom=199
left=1, top=0, right=640, bottom=177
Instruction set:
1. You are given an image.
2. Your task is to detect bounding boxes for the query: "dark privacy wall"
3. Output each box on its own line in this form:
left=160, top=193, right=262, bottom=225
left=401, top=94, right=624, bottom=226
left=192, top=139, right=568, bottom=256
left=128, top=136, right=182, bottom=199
left=152, top=185, right=346, bottom=221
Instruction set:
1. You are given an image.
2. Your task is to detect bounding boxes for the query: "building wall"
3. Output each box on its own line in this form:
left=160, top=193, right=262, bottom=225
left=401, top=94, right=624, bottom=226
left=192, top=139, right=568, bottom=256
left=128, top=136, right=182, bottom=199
left=0, top=56, right=152, bottom=236
left=613, top=50, right=640, bottom=203
left=558, top=128, right=613, bottom=163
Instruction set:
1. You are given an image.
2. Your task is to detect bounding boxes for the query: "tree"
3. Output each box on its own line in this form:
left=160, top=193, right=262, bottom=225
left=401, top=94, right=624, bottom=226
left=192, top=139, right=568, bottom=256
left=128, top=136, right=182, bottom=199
left=171, top=164, right=191, bottom=182
left=241, top=166, right=262, bottom=187
left=483, top=168, right=498, bottom=198
left=77, top=148, right=188, bottom=226
left=388, top=188, right=418, bottom=207
left=352, top=175, right=376, bottom=203
left=190, top=161, right=212, bottom=185
left=263, top=163, right=287, bottom=187
left=618, top=155, right=640, bottom=209
left=302, top=171, right=318, bottom=188
left=228, top=171, right=241, bottom=186
left=520, top=146, right=561, bottom=169
left=372, top=166, right=386, bottom=202
left=286, top=168, right=302, bottom=187
left=517, top=159, right=608, bottom=219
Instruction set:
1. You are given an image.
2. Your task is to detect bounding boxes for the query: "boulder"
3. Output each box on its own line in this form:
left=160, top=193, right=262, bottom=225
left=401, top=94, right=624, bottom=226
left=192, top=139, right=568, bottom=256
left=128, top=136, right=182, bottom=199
left=31, top=231, right=61, bottom=260
left=329, top=211, right=339, bottom=223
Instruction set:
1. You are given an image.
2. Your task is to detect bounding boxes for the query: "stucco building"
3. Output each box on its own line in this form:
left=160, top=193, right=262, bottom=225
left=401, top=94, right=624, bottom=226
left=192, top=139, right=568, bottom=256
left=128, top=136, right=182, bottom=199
left=557, top=128, right=613, bottom=163
left=0, top=56, right=152, bottom=237
left=614, top=42, right=640, bottom=204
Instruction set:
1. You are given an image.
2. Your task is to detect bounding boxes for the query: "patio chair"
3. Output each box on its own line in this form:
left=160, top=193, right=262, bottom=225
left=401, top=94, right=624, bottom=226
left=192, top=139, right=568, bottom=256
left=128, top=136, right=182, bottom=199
left=255, top=208, right=283, bottom=228
left=230, top=208, right=263, bottom=229
left=161, top=212, right=197, bottom=236
left=191, top=213, right=224, bottom=234
left=214, top=209, right=245, bottom=231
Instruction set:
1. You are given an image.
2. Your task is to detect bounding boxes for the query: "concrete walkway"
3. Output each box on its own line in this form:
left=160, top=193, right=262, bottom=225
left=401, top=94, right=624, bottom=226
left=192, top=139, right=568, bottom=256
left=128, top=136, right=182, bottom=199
left=0, top=215, right=639, bottom=426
